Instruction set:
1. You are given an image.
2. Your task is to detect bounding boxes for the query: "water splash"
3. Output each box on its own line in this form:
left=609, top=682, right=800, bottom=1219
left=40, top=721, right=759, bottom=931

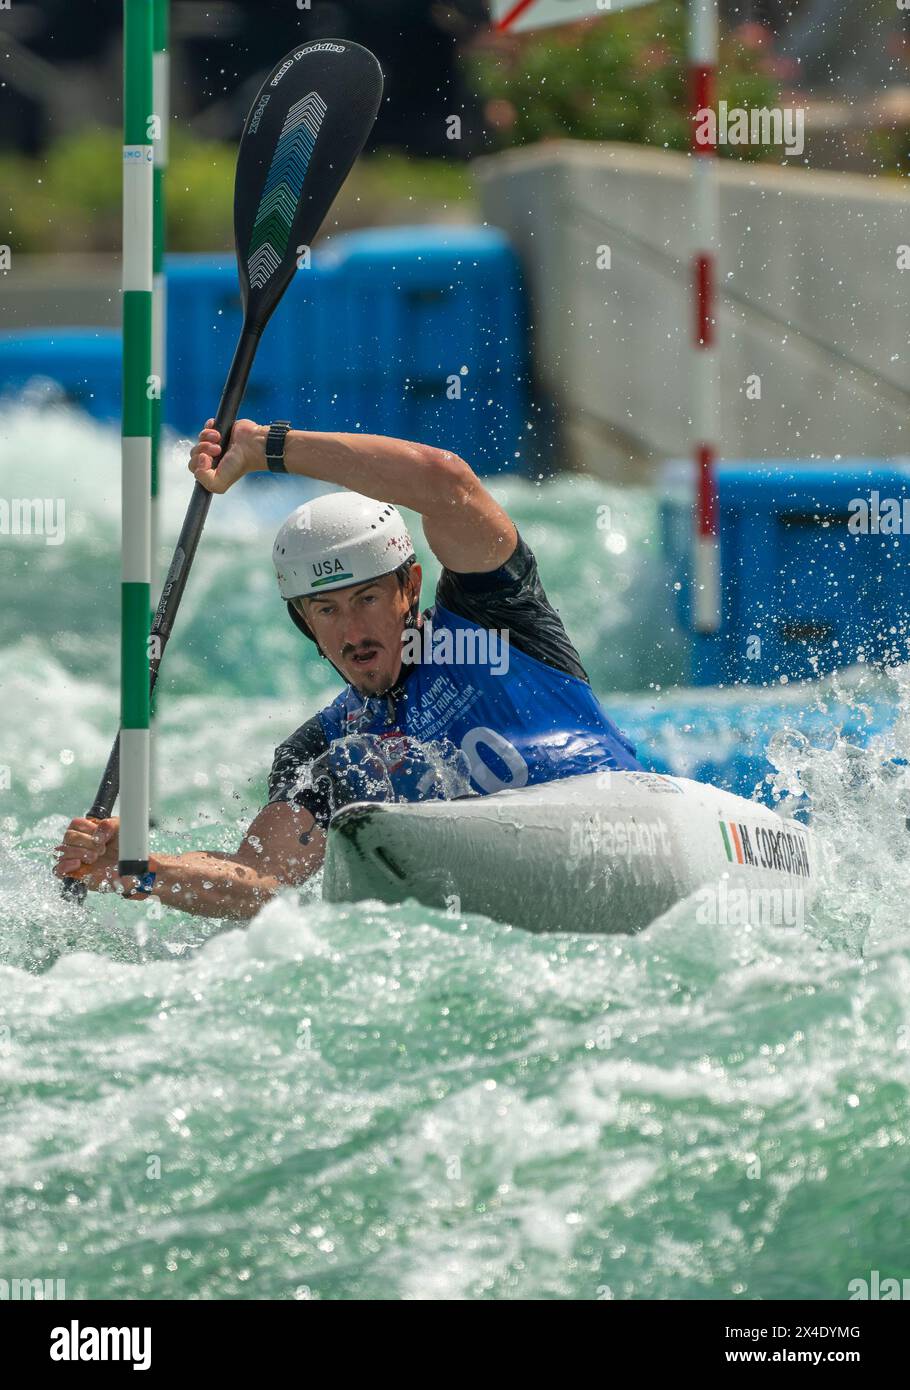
left=3, top=403, right=910, bottom=1299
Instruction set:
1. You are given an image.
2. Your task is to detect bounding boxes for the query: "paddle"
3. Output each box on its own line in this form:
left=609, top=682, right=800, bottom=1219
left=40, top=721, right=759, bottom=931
left=61, top=40, right=384, bottom=903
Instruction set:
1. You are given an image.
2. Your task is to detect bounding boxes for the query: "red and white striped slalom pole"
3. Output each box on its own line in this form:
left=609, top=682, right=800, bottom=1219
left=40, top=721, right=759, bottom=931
left=690, top=0, right=721, bottom=633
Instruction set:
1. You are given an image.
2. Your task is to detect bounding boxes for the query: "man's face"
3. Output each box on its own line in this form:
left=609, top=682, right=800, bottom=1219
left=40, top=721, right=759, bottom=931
left=298, top=566, right=422, bottom=696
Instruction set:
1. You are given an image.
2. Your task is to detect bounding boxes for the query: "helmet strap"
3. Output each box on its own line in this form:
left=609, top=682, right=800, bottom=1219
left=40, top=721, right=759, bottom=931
left=400, top=558, right=420, bottom=631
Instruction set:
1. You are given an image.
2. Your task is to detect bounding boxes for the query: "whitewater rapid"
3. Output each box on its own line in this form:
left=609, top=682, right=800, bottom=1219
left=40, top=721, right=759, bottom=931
left=2, top=401, right=910, bottom=1298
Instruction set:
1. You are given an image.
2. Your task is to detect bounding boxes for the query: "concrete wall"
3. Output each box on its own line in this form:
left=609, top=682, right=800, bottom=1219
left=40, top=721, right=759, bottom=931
left=1, top=257, right=122, bottom=331
left=473, top=142, right=910, bottom=482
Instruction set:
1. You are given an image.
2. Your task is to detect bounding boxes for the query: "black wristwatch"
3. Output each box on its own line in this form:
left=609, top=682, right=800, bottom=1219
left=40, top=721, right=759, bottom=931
left=265, top=420, right=291, bottom=473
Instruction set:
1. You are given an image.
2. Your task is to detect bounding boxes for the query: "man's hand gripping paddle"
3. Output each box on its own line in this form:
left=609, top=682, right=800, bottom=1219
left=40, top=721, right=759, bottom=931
left=60, top=41, right=384, bottom=903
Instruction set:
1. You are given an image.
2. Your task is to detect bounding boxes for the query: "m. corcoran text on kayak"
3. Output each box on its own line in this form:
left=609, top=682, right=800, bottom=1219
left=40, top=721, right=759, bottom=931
left=53, top=420, right=643, bottom=918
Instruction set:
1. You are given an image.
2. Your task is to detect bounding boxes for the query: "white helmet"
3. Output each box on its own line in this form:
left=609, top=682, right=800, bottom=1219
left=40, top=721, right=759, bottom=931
left=273, top=491, right=416, bottom=637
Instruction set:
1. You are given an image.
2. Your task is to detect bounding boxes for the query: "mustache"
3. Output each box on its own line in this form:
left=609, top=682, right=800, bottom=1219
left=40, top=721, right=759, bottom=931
left=341, top=641, right=383, bottom=660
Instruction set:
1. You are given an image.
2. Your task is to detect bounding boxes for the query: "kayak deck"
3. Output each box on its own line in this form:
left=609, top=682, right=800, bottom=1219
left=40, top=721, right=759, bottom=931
left=322, top=772, right=817, bottom=934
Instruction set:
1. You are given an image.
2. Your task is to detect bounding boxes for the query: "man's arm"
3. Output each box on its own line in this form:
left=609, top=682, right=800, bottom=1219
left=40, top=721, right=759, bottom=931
left=147, top=803, right=326, bottom=922
left=53, top=803, right=325, bottom=923
left=189, top=419, right=518, bottom=574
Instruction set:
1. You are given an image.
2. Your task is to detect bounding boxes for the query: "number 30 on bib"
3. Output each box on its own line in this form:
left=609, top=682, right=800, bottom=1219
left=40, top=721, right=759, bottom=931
left=460, top=727, right=529, bottom=793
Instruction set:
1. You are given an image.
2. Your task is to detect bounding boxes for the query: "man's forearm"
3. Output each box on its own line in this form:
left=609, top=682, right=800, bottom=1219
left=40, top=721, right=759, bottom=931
left=144, top=851, right=286, bottom=922
left=248, top=424, right=468, bottom=515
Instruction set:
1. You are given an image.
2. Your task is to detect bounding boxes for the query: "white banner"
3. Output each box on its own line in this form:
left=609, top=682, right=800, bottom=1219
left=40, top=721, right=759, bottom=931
left=491, top=0, right=656, bottom=34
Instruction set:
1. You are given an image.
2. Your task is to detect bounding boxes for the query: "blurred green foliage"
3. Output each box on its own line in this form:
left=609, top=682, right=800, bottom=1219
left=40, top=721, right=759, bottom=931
left=2, top=130, right=475, bottom=255
left=469, top=1, right=782, bottom=159
left=869, top=127, right=910, bottom=179
left=1, top=9, right=825, bottom=256
left=0, top=128, right=234, bottom=254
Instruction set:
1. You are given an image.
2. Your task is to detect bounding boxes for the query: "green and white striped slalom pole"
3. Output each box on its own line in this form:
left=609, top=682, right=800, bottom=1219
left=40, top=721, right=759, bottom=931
left=149, top=0, right=168, bottom=826
left=151, top=0, right=168, bottom=508
left=120, top=0, right=154, bottom=878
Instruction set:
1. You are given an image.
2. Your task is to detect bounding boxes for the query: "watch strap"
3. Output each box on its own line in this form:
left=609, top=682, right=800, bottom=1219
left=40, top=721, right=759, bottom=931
left=266, top=421, right=291, bottom=474
left=121, top=860, right=160, bottom=900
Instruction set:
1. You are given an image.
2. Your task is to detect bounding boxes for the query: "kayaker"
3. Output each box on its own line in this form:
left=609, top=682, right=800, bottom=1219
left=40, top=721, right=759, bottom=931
left=53, top=419, right=643, bottom=919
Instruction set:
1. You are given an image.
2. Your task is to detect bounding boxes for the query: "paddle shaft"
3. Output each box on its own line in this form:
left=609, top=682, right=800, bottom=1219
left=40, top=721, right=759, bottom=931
left=60, top=325, right=260, bottom=898
left=58, top=38, right=385, bottom=903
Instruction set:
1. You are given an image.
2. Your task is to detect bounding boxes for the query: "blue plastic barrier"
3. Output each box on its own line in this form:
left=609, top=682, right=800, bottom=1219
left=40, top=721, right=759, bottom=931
left=0, top=328, right=121, bottom=419
left=613, top=680, right=902, bottom=808
left=314, top=225, right=527, bottom=380
left=661, top=460, right=910, bottom=686
left=167, top=226, right=530, bottom=473
left=0, top=227, right=532, bottom=475
left=164, top=255, right=281, bottom=432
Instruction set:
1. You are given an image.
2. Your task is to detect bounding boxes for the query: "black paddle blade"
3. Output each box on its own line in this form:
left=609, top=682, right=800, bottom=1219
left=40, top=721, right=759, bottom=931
left=234, top=40, right=383, bottom=328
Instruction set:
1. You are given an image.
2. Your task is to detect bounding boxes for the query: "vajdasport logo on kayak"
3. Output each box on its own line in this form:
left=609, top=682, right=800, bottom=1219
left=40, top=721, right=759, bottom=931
left=0, top=1276, right=66, bottom=1300
left=567, top=813, right=671, bottom=864
left=695, top=880, right=805, bottom=928
left=0, top=496, right=65, bottom=545
left=848, top=1270, right=910, bottom=1299
left=402, top=617, right=510, bottom=675
left=695, top=102, right=805, bottom=157
left=847, top=492, right=910, bottom=535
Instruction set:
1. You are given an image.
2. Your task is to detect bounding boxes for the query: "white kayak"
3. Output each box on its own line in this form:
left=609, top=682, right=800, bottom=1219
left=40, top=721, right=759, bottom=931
left=322, top=771, right=818, bottom=934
